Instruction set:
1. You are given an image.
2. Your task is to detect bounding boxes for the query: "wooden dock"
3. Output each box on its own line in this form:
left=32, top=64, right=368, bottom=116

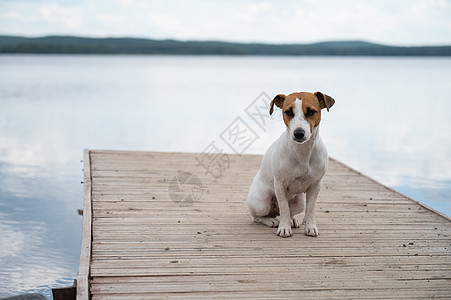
left=78, top=150, right=451, bottom=299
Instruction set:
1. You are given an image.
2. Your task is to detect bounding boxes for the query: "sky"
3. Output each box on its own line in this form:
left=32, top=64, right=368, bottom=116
left=0, top=0, right=450, bottom=46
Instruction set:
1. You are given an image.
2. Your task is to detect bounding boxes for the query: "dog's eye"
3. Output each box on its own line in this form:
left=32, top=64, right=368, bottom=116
left=284, top=108, right=294, bottom=118
left=305, top=108, right=317, bottom=117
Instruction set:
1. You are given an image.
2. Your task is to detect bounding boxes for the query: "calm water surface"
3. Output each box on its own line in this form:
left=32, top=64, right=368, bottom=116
left=0, top=55, right=450, bottom=298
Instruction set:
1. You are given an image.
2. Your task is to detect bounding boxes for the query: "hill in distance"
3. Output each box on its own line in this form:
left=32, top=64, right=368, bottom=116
left=0, top=35, right=450, bottom=56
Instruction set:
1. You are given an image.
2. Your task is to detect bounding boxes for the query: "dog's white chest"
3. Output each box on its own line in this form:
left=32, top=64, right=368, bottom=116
left=286, top=165, right=316, bottom=195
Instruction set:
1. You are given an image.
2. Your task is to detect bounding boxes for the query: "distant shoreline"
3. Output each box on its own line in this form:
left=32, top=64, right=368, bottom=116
left=1, top=35, right=450, bottom=56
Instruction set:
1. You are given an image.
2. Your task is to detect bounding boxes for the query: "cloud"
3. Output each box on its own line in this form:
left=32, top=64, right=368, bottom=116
left=239, top=2, right=272, bottom=22
left=115, top=0, right=137, bottom=6
left=39, top=3, right=83, bottom=29
left=147, top=12, right=184, bottom=32
left=410, top=0, right=449, bottom=15
left=0, top=11, right=26, bottom=21
left=96, top=12, right=123, bottom=24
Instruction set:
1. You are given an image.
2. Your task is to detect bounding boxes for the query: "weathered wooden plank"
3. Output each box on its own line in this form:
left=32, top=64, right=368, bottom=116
left=90, top=215, right=447, bottom=224
left=90, top=272, right=451, bottom=285
left=90, top=289, right=451, bottom=300
left=89, top=279, right=451, bottom=294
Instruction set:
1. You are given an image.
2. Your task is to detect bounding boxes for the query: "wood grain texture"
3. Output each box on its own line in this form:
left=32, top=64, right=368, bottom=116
left=81, top=150, right=451, bottom=299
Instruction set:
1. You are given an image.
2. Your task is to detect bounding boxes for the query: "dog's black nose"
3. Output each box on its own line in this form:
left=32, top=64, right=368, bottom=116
left=293, top=128, right=305, bottom=140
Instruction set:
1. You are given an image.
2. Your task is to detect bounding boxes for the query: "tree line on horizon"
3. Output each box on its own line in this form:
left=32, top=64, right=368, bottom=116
left=0, top=35, right=450, bottom=56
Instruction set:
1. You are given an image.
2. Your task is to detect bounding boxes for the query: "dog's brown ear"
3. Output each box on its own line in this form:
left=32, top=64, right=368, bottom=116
left=269, top=94, right=286, bottom=115
left=315, top=91, right=335, bottom=112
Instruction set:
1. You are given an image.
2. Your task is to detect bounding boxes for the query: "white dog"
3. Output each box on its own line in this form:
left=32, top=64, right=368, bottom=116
left=247, top=91, right=335, bottom=238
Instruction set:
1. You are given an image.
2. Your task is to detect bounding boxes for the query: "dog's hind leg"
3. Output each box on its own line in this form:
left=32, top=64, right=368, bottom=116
left=251, top=196, right=280, bottom=227
left=247, top=184, right=279, bottom=228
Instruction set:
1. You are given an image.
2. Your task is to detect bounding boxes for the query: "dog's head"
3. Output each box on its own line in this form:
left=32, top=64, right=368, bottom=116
left=270, top=91, right=335, bottom=144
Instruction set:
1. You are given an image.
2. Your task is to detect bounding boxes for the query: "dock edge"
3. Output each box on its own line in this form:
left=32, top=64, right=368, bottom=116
left=329, top=157, right=451, bottom=222
left=77, top=150, right=93, bottom=299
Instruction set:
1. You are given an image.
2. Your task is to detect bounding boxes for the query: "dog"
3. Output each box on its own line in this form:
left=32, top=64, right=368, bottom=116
left=247, top=91, right=335, bottom=238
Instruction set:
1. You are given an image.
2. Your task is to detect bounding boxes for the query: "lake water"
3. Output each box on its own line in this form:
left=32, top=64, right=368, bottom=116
left=0, top=55, right=450, bottom=298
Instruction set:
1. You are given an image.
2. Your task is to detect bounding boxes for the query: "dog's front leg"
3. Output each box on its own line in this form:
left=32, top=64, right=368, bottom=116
left=274, top=179, right=292, bottom=238
left=303, top=181, right=321, bottom=237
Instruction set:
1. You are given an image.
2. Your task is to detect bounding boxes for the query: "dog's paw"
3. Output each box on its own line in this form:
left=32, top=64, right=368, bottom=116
left=264, top=217, right=279, bottom=228
left=277, top=224, right=292, bottom=238
left=291, top=218, right=301, bottom=228
left=254, top=216, right=279, bottom=228
left=304, top=222, right=319, bottom=237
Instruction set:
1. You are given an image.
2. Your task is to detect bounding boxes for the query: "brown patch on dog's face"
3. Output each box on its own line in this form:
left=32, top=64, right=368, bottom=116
left=270, top=91, right=335, bottom=133
left=300, top=93, right=322, bottom=131
left=280, top=96, right=297, bottom=127
left=277, top=92, right=321, bottom=130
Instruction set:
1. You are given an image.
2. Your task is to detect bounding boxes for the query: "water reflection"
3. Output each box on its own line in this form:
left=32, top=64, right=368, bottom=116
left=0, top=201, right=79, bottom=297
left=395, top=181, right=451, bottom=216
left=0, top=213, right=74, bottom=296
left=0, top=161, right=82, bottom=298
